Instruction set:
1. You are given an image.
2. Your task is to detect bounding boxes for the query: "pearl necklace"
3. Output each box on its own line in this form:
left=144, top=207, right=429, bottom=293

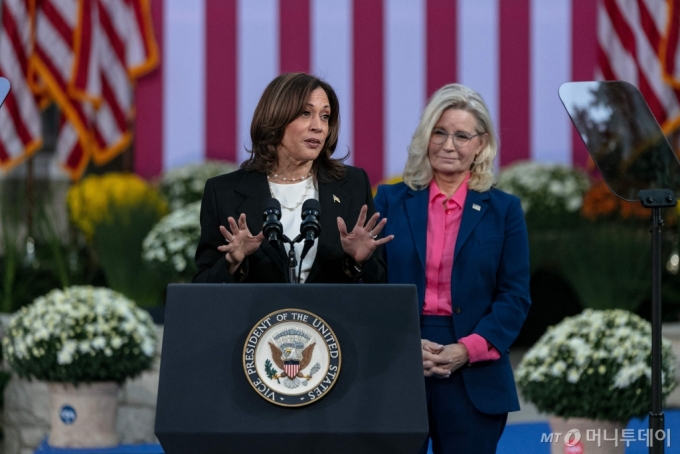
left=267, top=171, right=312, bottom=182
left=269, top=178, right=313, bottom=211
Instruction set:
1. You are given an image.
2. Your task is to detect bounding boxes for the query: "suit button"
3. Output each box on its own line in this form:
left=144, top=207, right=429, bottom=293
left=454, top=307, right=462, bottom=314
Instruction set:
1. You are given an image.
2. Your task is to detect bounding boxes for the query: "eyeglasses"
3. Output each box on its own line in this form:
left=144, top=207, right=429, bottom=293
left=430, top=130, right=484, bottom=147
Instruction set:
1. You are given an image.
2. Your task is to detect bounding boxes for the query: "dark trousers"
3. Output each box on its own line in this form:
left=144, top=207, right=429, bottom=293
left=419, top=316, right=507, bottom=454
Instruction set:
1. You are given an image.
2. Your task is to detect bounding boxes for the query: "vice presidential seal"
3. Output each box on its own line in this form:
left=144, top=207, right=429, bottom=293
left=243, top=309, right=341, bottom=407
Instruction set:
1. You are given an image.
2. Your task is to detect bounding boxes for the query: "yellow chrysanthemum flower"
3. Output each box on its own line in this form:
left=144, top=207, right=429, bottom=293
left=67, top=173, right=168, bottom=238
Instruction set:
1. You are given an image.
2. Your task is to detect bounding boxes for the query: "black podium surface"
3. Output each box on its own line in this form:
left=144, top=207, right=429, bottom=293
left=155, top=284, right=428, bottom=454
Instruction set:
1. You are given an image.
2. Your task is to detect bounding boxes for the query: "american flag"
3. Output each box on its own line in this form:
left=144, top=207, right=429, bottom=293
left=32, top=0, right=95, bottom=178
left=661, top=0, right=680, bottom=88
left=0, top=0, right=156, bottom=179
left=71, top=0, right=158, bottom=168
left=0, top=0, right=42, bottom=171
left=598, top=0, right=680, bottom=135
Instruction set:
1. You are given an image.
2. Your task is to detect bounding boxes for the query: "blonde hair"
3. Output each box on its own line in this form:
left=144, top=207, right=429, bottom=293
left=403, top=83, right=497, bottom=192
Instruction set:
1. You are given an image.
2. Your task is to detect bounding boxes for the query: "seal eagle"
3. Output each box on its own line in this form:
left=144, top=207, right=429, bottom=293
left=268, top=341, right=316, bottom=379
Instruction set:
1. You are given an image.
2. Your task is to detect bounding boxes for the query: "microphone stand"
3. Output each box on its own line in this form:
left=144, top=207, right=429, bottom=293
left=279, top=235, right=296, bottom=284
left=281, top=235, right=305, bottom=284
left=639, top=188, right=676, bottom=454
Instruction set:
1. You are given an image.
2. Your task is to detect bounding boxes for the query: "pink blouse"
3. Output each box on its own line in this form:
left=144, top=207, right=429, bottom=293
left=423, top=175, right=500, bottom=363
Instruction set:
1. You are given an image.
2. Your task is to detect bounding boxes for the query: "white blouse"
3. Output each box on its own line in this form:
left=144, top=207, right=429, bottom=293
left=267, top=179, right=319, bottom=283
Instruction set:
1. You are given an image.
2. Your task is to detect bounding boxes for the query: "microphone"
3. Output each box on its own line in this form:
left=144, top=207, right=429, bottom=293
left=262, top=198, right=283, bottom=248
left=297, top=199, right=321, bottom=282
left=300, top=199, right=321, bottom=243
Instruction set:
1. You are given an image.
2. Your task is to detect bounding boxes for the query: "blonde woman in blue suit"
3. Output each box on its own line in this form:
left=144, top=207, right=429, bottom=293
left=374, top=84, right=531, bottom=454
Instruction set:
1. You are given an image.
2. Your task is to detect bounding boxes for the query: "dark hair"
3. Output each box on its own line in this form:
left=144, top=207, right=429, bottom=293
left=241, top=73, right=347, bottom=182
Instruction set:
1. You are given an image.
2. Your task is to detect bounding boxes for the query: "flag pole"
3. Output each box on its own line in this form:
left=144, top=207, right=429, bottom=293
left=26, top=155, right=34, bottom=238
left=23, top=154, right=37, bottom=269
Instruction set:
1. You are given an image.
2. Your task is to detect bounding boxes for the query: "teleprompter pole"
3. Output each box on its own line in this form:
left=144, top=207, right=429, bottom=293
left=639, top=189, right=676, bottom=454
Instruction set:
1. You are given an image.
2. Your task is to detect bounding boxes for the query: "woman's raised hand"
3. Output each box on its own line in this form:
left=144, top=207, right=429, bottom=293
left=337, top=205, right=394, bottom=264
left=217, top=213, right=264, bottom=274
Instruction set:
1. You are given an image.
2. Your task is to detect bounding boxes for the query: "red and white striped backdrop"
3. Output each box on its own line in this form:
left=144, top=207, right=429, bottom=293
left=133, top=0, right=601, bottom=184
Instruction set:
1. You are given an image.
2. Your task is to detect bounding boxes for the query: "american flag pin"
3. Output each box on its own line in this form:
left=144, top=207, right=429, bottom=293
left=472, top=204, right=481, bottom=211
left=333, top=195, right=340, bottom=203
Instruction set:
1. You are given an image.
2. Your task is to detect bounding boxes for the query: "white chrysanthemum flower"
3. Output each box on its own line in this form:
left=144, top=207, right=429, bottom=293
left=122, top=319, right=138, bottom=334
left=57, top=349, right=74, bottom=365
left=160, top=161, right=237, bottom=211
left=14, top=340, right=28, bottom=359
left=517, top=309, right=677, bottom=422
left=551, top=361, right=567, bottom=376
left=111, top=337, right=124, bottom=349
left=142, top=201, right=201, bottom=280
left=612, top=363, right=648, bottom=389
left=172, top=255, right=187, bottom=272
left=566, top=196, right=582, bottom=211
left=92, top=336, right=107, bottom=350
left=530, top=365, right=550, bottom=382
left=78, top=341, right=91, bottom=353
left=567, top=369, right=581, bottom=383
left=496, top=161, right=590, bottom=216
left=141, top=338, right=155, bottom=357
left=2, top=286, right=158, bottom=384
left=57, top=340, right=78, bottom=365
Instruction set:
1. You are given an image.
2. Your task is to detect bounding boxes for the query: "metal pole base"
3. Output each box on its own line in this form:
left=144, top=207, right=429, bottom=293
left=649, top=413, right=665, bottom=453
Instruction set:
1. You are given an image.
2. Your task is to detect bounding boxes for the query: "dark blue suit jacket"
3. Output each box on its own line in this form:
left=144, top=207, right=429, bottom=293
left=374, top=182, right=531, bottom=414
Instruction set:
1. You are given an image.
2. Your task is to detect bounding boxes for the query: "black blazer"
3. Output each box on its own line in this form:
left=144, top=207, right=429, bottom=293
left=193, top=166, right=387, bottom=284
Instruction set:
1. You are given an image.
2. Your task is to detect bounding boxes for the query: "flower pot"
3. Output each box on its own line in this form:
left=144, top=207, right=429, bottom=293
left=548, top=417, right=625, bottom=454
left=48, top=381, right=120, bottom=448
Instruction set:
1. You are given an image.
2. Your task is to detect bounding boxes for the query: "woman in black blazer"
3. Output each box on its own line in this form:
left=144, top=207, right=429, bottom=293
left=193, top=73, right=392, bottom=284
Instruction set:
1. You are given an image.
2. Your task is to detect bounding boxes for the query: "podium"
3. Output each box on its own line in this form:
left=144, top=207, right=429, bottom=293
left=155, top=284, right=428, bottom=454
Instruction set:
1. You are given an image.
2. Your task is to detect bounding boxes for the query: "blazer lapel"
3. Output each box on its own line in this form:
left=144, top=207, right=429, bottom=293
left=233, top=172, right=287, bottom=275
left=454, top=190, right=490, bottom=260
left=306, top=179, right=348, bottom=282
left=405, top=187, right=429, bottom=273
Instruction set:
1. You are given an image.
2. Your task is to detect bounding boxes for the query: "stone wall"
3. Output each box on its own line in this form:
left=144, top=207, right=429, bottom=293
left=2, top=325, right=163, bottom=454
